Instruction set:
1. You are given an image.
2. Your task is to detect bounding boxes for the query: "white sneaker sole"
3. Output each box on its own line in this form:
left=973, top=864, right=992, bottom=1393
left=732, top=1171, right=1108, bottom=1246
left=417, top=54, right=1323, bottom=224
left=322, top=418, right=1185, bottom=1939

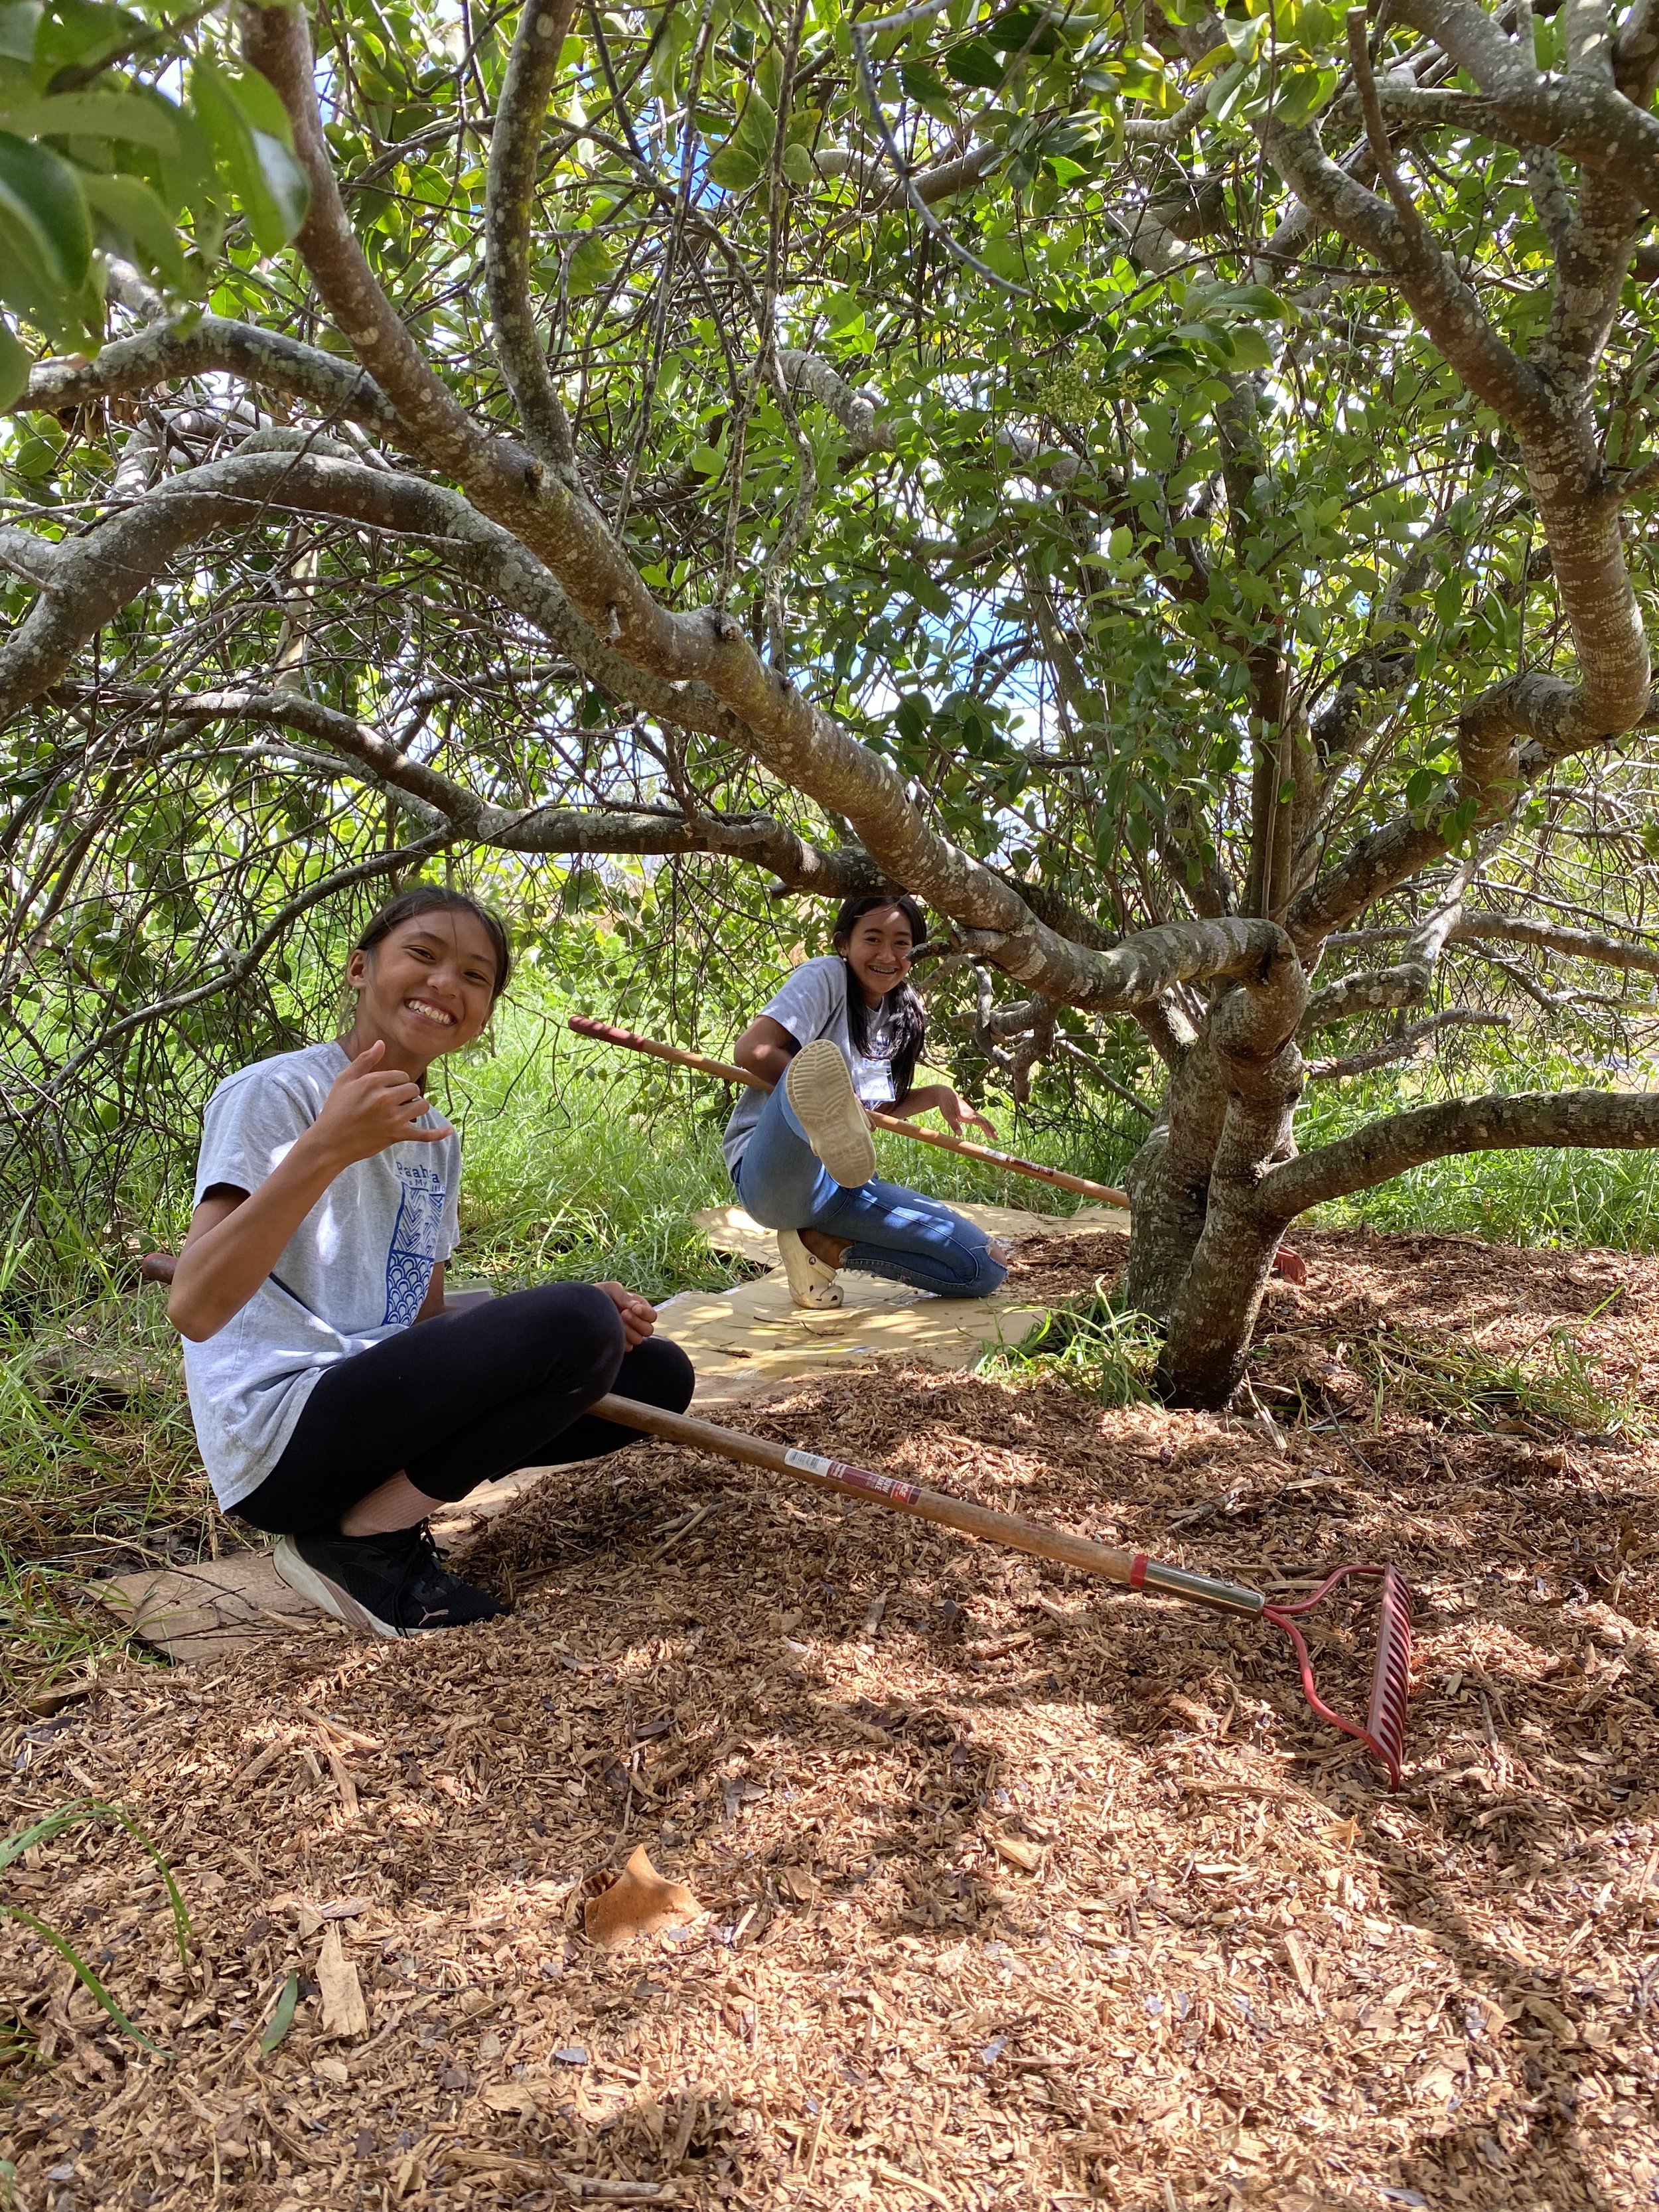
left=778, top=1227, right=843, bottom=1309
left=786, top=1040, right=876, bottom=1187
left=272, top=1534, right=401, bottom=1640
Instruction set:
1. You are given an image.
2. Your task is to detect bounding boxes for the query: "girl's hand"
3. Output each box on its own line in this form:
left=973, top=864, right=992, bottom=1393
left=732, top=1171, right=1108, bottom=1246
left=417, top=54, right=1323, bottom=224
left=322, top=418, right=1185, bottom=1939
left=934, top=1086, right=999, bottom=1142
left=313, top=1040, right=452, bottom=1165
left=597, top=1282, right=656, bottom=1348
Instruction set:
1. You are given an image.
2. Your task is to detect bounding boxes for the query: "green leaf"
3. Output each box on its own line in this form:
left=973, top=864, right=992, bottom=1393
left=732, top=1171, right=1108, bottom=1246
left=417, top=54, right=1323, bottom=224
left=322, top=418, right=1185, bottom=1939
left=218, top=62, right=296, bottom=151
left=0, top=310, right=27, bottom=404
left=0, top=5, right=40, bottom=65
left=0, top=88, right=177, bottom=149
left=1289, top=0, right=1338, bottom=47
left=78, top=166, right=182, bottom=283
left=33, top=0, right=141, bottom=86
left=260, top=1970, right=300, bottom=2055
left=1275, top=64, right=1336, bottom=125
left=731, top=87, right=776, bottom=164
left=564, top=229, right=612, bottom=297
left=755, top=44, right=783, bottom=110
left=1434, top=573, right=1462, bottom=623
left=0, top=125, right=85, bottom=283
left=191, top=61, right=308, bottom=254
left=895, top=693, right=930, bottom=745
left=687, top=441, right=724, bottom=475
left=1187, top=41, right=1236, bottom=77
left=983, top=5, right=1060, bottom=56
left=899, top=60, right=954, bottom=119
left=1222, top=325, right=1271, bottom=371
left=944, top=38, right=1006, bottom=88
left=780, top=139, right=813, bottom=186
left=1220, top=13, right=1269, bottom=60
left=705, top=139, right=761, bottom=191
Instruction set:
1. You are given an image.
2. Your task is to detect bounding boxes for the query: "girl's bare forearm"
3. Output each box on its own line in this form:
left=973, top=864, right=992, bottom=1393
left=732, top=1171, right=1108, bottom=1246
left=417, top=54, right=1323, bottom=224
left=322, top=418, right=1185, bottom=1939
left=735, top=1043, right=793, bottom=1084
left=885, top=1086, right=938, bottom=1122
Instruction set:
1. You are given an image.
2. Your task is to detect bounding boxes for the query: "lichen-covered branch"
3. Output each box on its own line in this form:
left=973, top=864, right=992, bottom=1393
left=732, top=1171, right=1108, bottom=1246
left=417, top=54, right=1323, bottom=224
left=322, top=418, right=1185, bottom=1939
left=1261, top=1088, right=1659, bottom=1218
left=484, top=0, right=581, bottom=469
left=165, top=688, right=871, bottom=893
left=1305, top=1008, right=1511, bottom=1081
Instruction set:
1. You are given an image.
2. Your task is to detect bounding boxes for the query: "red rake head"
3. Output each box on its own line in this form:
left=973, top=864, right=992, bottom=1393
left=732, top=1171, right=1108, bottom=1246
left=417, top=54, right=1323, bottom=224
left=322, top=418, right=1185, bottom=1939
left=1262, top=1565, right=1413, bottom=1790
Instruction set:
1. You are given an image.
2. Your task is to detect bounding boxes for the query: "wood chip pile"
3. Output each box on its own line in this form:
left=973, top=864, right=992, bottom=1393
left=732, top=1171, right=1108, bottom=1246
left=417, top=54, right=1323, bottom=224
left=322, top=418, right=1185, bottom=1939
left=3, top=1228, right=1657, bottom=2211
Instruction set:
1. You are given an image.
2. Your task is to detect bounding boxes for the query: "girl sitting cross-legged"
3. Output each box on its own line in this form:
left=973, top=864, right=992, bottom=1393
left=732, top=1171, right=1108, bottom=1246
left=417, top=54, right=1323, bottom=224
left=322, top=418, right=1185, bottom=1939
left=725, top=894, right=1013, bottom=1310
left=167, top=885, right=694, bottom=1638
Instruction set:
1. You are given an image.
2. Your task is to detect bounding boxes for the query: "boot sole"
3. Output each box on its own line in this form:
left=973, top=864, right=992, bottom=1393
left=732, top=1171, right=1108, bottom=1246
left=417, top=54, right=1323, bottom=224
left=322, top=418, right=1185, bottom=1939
left=273, top=1534, right=402, bottom=1641
left=786, top=1041, right=876, bottom=1187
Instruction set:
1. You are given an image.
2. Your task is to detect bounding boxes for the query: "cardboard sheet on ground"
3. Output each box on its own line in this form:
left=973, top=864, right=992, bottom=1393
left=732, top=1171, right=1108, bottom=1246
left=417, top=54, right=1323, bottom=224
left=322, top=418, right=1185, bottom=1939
left=102, top=1203, right=1105, bottom=1661
left=674, top=1201, right=1121, bottom=1402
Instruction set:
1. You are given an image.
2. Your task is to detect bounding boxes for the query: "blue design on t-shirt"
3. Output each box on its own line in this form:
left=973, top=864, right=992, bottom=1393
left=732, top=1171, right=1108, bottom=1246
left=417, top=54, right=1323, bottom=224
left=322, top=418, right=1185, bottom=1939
left=384, top=1161, right=449, bottom=1326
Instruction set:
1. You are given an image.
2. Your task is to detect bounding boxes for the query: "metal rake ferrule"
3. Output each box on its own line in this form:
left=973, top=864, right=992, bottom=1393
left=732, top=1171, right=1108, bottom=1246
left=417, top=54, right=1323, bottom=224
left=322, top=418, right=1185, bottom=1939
left=1260, top=1565, right=1414, bottom=1791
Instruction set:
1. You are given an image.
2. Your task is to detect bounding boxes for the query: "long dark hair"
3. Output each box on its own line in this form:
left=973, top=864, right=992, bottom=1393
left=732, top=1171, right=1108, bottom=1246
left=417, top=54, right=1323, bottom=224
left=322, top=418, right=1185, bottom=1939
left=356, top=885, right=512, bottom=1003
left=833, top=893, right=928, bottom=1098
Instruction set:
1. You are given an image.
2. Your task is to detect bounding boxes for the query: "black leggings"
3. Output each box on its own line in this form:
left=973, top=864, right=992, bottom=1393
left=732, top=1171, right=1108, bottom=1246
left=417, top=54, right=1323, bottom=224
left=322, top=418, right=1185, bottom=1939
left=234, top=1284, right=695, bottom=1536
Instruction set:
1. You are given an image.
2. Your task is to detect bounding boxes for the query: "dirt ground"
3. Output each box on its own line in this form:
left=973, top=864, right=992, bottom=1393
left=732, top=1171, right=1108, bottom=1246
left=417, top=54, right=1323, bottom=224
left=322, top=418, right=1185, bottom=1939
left=3, top=1226, right=1657, bottom=2212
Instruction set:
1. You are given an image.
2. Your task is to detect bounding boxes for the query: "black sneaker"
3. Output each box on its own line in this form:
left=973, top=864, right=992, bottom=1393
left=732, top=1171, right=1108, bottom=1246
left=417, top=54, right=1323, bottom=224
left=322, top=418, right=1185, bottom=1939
left=273, top=1522, right=506, bottom=1638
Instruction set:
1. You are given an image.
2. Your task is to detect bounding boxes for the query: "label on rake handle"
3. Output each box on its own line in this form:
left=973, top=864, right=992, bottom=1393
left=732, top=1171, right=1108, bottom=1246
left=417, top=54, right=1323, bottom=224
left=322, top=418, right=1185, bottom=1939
left=786, top=1449, right=922, bottom=1507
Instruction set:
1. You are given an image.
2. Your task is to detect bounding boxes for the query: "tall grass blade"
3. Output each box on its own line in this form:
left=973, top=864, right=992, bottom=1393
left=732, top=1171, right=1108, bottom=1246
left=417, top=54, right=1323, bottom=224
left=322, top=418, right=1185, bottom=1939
left=0, top=1901, right=165, bottom=2054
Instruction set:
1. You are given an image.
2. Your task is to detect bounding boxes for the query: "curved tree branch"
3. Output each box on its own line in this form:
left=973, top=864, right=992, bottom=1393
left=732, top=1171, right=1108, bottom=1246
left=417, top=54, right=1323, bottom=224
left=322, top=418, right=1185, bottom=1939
left=0, top=446, right=742, bottom=748
left=1261, top=1087, right=1659, bottom=1218
left=1305, top=1007, right=1511, bottom=1080
left=20, top=315, right=407, bottom=445
left=484, top=0, right=581, bottom=469
left=1450, top=910, right=1659, bottom=976
left=163, top=688, right=874, bottom=894
left=1392, top=0, right=1659, bottom=211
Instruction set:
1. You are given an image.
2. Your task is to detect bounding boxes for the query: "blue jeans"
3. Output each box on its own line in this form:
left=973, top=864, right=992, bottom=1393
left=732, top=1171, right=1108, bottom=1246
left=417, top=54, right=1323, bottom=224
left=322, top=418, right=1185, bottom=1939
left=734, top=1080, right=1008, bottom=1299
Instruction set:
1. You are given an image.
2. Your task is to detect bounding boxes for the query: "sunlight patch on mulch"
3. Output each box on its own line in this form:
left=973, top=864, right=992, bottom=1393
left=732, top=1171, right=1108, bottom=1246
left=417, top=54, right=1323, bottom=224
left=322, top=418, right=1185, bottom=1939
left=3, top=1228, right=1656, bottom=2211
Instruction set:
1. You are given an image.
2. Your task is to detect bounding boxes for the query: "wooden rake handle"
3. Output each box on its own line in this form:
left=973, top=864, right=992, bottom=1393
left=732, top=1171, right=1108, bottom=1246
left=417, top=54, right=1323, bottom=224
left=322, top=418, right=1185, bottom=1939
left=567, top=1013, right=1130, bottom=1210
left=592, top=1393, right=1265, bottom=1618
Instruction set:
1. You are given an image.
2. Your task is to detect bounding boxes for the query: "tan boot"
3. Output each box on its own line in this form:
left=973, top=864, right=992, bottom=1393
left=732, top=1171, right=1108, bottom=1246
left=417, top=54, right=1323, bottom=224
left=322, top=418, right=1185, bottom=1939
left=778, top=1227, right=843, bottom=1309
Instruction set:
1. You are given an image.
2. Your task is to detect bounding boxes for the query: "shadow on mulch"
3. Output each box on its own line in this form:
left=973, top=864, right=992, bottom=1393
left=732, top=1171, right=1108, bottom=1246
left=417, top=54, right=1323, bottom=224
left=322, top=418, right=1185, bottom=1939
left=1, top=1226, right=1654, bottom=2211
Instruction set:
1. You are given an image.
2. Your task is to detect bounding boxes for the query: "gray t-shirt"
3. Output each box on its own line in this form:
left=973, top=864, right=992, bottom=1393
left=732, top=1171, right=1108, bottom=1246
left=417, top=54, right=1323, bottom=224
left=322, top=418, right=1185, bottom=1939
left=180, top=1041, right=461, bottom=1512
left=722, top=956, right=899, bottom=1174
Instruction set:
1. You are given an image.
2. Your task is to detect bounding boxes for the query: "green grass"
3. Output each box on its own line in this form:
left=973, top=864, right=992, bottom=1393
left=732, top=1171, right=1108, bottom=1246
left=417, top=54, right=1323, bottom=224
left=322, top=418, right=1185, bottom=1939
left=977, top=1280, right=1164, bottom=1406
left=1297, top=1060, right=1659, bottom=1251
left=1267, top=1312, right=1647, bottom=1442
left=437, top=1003, right=1145, bottom=1299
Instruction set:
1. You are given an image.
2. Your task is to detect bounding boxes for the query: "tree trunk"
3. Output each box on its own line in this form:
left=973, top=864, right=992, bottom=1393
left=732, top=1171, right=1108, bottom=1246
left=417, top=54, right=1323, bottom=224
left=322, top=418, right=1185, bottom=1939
left=1152, top=978, right=1307, bottom=1408
left=1123, top=1042, right=1228, bottom=1321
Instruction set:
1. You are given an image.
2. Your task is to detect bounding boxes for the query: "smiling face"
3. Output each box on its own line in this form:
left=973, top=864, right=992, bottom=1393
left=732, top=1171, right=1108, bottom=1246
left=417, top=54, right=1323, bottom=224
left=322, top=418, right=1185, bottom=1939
left=342, top=910, right=500, bottom=1078
left=836, top=904, right=916, bottom=1008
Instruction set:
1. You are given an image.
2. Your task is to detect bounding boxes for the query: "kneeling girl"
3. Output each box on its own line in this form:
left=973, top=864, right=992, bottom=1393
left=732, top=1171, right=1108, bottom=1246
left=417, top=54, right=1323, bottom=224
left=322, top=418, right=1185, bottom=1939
left=168, top=886, right=694, bottom=1637
left=725, top=895, right=1011, bottom=1309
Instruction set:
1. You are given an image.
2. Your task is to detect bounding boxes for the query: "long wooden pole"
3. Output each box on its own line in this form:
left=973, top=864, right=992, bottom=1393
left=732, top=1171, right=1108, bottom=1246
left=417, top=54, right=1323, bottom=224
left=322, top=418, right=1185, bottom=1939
left=592, top=1392, right=1263, bottom=1615
left=567, top=1014, right=1131, bottom=1211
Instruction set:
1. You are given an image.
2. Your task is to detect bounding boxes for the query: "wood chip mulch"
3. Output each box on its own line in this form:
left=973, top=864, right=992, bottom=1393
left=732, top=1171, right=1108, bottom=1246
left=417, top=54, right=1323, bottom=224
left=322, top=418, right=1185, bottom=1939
left=3, top=1227, right=1657, bottom=2212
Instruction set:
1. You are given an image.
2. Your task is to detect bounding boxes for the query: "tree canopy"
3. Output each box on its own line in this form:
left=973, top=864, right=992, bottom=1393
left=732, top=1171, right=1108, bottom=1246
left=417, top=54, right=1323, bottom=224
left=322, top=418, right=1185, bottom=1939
left=8, top=0, right=1659, bottom=1401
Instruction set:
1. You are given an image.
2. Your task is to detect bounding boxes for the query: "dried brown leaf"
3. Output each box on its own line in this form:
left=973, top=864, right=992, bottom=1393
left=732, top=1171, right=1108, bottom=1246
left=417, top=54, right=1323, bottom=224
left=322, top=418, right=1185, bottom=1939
left=317, top=1923, right=368, bottom=2039
left=582, top=1845, right=703, bottom=1952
